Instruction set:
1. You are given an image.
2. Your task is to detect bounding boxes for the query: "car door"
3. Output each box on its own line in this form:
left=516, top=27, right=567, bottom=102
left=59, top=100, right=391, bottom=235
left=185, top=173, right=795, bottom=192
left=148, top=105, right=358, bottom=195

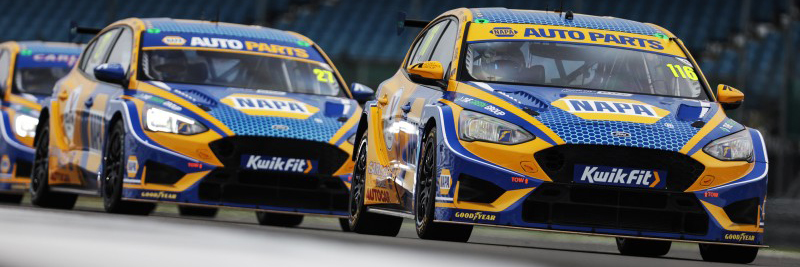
left=52, top=28, right=120, bottom=189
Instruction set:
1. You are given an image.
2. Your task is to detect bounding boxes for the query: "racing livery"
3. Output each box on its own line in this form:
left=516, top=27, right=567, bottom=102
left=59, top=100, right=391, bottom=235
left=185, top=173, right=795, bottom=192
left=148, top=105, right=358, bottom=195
left=0, top=41, right=81, bottom=203
left=30, top=18, right=370, bottom=229
left=348, top=8, right=767, bottom=263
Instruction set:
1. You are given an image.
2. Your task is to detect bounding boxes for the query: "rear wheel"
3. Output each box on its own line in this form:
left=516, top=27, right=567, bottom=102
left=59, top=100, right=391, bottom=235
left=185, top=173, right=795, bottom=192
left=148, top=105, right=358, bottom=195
left=347, top=131, right=402, bottom=236
left=616, top=237, right=671, bottom=257
left=178, top=205, right=218, bottom=218
left=29, top=121, right=77, bottom=209
left=101, top=120, right=155, bottom=215
left=699, top=244, right=758, bottom=264
left=256, top=211, right=303, bottom=227
left=0, top=193, right=23, bottom=204
left=415, top=127, right=472, bottom=242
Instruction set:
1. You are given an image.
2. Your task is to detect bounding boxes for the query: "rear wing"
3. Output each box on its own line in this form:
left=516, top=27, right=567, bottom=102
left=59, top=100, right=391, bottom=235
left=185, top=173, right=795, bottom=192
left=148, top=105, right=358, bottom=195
left=396, top=12, right=429, bottom=35
left=68, top=22, right=102, bottom=42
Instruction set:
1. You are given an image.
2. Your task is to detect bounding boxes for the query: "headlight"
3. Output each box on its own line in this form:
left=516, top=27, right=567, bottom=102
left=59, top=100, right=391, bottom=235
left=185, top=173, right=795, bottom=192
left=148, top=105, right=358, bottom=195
left=143, top=105, right=207, bottom=135
left=14, top=114, right=38, bottom=138
left=458, top=110, right=534, bottom=144
left=703, top=130, right=753, bottom=161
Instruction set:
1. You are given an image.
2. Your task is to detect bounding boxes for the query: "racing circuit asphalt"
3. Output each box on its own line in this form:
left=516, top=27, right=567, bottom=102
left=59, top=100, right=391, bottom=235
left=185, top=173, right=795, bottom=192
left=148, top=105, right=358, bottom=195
left=0, top=197, right=798, bottom=267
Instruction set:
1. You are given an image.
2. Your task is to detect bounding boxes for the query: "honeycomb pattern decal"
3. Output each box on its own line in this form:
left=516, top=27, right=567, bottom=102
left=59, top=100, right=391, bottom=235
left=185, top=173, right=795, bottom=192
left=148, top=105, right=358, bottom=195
left=146, top=19, right=300, bottom=43
left=536, top=107, right=699, bottom=151
left=471, top=8, right=663, bottom=36
left=209, top=103, right=343, bottom=142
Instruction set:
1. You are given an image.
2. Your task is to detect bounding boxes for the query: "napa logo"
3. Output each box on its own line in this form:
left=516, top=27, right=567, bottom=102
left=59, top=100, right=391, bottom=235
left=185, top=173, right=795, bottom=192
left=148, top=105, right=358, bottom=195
left=162, top=36, right=186, bottom=46
left=220, top=94, right=320, bottom=119
left=551, top=96, right=670, bottom=123
left=489, top=27, right=517, bottom=37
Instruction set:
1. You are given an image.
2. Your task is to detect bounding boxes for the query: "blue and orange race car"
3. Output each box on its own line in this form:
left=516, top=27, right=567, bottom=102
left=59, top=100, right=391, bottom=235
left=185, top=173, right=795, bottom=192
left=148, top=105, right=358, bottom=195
left=348, top=8, right=767, bottom=263
left=30, top=18, right=370, bottom=229
left=0, top=41, right=81, bottom=203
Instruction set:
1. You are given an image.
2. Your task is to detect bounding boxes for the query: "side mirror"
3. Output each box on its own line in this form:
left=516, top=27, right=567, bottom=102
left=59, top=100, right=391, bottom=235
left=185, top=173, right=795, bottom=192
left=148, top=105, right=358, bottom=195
left=407, top=61, right=445, bottom=87
left=94, top=63, right=127, bottom=85
left=350, top=83, right=374, bottom=103
left=717, top=84, right=744, bottom=110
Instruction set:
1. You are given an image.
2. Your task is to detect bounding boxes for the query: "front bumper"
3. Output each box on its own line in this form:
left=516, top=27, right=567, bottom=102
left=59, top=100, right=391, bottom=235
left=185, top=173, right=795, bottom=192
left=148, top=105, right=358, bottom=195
left=121, top=135, right=352, bottom=216
left=433, top=138, right=768, bottom=246
left=0, top=111, right=34, bottom=193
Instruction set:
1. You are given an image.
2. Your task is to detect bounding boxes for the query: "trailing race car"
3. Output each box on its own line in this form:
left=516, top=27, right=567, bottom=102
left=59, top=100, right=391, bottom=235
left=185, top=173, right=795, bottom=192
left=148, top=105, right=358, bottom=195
left=0, top=41, right=82, bottom=203
left=348, top=8, right=768, bottom=263
left=31, top=18, right=371, bottom=230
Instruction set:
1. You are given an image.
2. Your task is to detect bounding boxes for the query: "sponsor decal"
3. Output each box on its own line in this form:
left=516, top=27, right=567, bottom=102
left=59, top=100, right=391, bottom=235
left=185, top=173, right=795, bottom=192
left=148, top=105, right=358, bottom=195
left=719, top=119, right=739, bottom=132
left=241, top=155, right=317, bottom=174
left=574, top=164, right=665, bottom=189
left=597, top=91, right=633, bottom=97
left=438, top=169, right=452, bottom=195
left=489, top=27, right=518, bottom=37
left=368, top=161, right=394, bottom=189
left=162, top=101, right=182, bottom=111
left=183, top=36, right=310, bottom=58
left=272, top=125, right=289, bottom=130
left=0, top=155, right=9, bottom=173
left=162, top=36, right=186, bottom=46
left=704, top=191, right=719, bottom=198
left=664, top=123, right=674, bottom=129
left=454, top=211, right=497, bottom=222
left=187, top=162, right=203, bottom=168
left=220, top=94, right=319, bottom=119
left=511, top=177, right=529, bottom=184
left=521, top=27, right=664, bottom=50
left=456, top=96, right=505, bottom=116
left=126, top=156, right=138, bottom=178
left=366, top=188, right=390, bottom=202
left=140, top=191, right=177, bottom=200
left=551, top=96, right=669, bottom=123
left=31, top=54, right=79, bottom=66
left=723, top=232, right=756, bottom=242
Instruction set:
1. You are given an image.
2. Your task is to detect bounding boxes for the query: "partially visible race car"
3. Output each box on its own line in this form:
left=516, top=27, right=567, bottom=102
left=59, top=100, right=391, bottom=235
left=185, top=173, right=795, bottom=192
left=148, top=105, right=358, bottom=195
left=348, top=8, right=768, bottom=263
left=0, top=41, right=81, bottom=203
left=30, top=18, right=371, bottom=230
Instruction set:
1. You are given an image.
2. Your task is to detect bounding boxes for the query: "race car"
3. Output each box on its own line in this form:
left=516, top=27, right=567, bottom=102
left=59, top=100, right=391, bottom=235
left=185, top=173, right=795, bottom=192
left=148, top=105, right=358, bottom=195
left=348, top=8, right=767, bottom=263
left=30, top=18, right=371, bottom=229
left=0, top=41, right=82, bottom=203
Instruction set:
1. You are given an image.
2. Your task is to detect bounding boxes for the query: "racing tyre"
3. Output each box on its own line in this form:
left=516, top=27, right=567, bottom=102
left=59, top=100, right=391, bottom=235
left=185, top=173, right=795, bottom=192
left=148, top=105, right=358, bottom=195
left=101, top=120, right=155, bottom=215
left=347, top=132, right=403, bottom=236
left=178, top=205, right=218, bottom=218
left=415, top=128, right=472, bottom=242
left=256, top=211, right=303, bottom=227
left=0, top=193, right=23, bottom=204
left=616, top=238, right=671, bottom=257
left=699, top=244, right=758, bottom=264
left=339, top=218, right=351, bottom=232
left=29, top=121, right=77, bottom=209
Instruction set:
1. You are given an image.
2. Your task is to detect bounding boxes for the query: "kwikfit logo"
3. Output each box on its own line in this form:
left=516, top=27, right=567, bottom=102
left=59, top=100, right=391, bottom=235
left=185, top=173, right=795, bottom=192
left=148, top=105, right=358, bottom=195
left=574, top=164, right=664, bottom=189
left=241, top=155, right=317, bottom=174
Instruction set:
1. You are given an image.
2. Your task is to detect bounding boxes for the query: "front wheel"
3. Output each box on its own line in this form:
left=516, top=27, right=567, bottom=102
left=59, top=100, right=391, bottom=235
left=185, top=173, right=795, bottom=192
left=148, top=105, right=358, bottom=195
left=101, top=120, right=155, bottom=215
left=347, top=131, right=402, bottom=236
left=256, top=211, right=303, bottom=227
left=415, top=127, right=472, bottom=242
left=699, top=244, right=758, bottom=264
left=29, top=120, right=77, bottom=209
left=616, top=237, right=671, bottom=257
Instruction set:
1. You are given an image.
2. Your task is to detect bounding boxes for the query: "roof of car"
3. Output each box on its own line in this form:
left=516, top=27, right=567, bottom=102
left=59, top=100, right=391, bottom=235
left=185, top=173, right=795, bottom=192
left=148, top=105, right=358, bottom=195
left=139, top=18, right=306, bottom=44
left=469, top=8, right=665, bottom=36
left=13, top=41, right=83, bottom=54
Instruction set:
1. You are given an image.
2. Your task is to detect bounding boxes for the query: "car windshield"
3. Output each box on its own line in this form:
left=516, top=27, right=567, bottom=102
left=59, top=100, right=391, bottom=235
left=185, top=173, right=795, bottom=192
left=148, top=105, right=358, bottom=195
left=14, top=67, right=71, bottom=95
left=140, top=49, right=343, bottom=97
left=464, top=41, right=708, bottom=100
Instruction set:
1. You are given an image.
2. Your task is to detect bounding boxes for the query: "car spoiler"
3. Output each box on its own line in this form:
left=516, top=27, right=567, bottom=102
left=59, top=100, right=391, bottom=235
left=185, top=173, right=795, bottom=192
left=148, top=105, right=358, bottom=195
left=68, top=22, right=102, bottom=42
left=397, top=12, right=429, bottom=35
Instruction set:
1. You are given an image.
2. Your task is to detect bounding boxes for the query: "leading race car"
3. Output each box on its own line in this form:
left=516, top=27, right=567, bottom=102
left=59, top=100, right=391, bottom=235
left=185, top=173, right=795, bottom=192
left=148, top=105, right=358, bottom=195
left=348, top=8, right=768, bottom=264
left=31, top=18, right=370, bottom=229
left=0, top=41, right=82, bottom=203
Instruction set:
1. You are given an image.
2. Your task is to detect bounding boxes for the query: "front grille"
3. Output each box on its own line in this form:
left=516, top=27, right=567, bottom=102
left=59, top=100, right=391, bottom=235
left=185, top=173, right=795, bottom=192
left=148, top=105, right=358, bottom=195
left=209, top=136, right=349, bottom=175
left=457, top=174, right=505, bottom=203
left=523, top=183, right=708, bottom=235
left=534, top=145, right=705, bottom=192
left=198, top=168, right=348, bottom=211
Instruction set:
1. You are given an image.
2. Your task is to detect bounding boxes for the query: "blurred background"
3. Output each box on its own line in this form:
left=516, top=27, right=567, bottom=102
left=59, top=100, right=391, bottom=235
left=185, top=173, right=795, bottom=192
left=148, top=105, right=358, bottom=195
left=0, top=0, right=798, bottom=246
